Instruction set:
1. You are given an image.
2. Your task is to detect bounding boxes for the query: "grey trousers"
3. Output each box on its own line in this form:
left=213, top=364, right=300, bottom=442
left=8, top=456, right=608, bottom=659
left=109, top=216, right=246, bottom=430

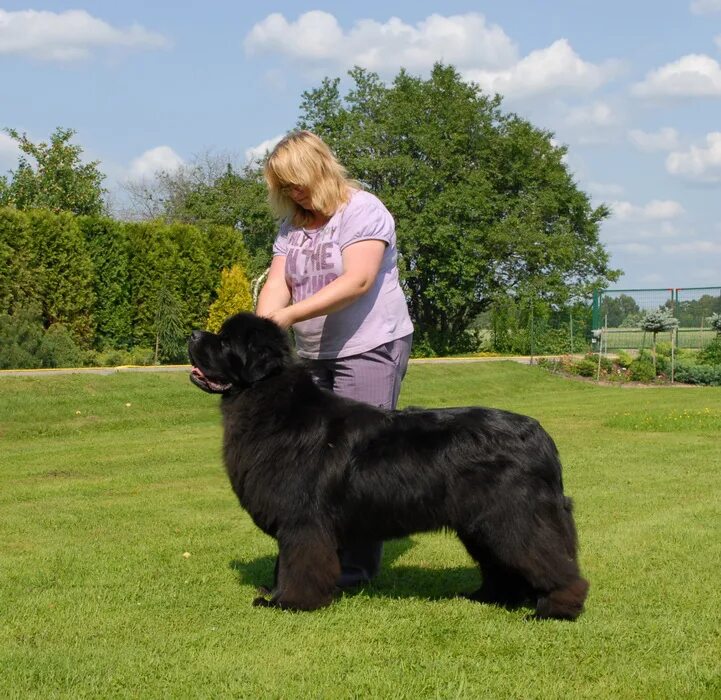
left=307, top=334, right=412, bottom=588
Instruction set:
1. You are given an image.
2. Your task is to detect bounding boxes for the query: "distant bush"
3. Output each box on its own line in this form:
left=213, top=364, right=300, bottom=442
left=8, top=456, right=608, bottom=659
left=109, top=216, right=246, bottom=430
left=697, top=337, right=721, bottom=366
left=0, top=307, right=83, bottom=369
left=655, top=341, right=673, bottom=358
left=616, top=350, right=634, bottom=368
left=540, top=344, right=720, bottom=385
left=84, top=346, right=155, bottom=368
left=629, top=353, right=656, bottom=382
left=574, top=357, right=597, bottom=377
left=674, top=361, right=721, bottom=386
left=0, top=306, right=44, bottom=369
left=463, top=328, right=494, bottom=353
left=37, top=324, right=85, bottom=368
left=206, top=265, right=253, bottom=333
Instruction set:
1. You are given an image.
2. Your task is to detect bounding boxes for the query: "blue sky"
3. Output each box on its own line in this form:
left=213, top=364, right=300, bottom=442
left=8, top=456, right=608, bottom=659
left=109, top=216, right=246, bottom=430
left=2, top=1, right=721, bottom=290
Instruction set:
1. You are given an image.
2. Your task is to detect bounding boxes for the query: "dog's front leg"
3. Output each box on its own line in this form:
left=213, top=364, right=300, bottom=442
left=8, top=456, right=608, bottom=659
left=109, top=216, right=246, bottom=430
left=252, top=526, right=340, bottom=611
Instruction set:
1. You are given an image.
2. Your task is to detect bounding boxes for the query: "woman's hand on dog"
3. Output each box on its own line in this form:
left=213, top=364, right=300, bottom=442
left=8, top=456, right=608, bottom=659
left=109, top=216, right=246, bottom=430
left=261, top=307, right=296, bottom=330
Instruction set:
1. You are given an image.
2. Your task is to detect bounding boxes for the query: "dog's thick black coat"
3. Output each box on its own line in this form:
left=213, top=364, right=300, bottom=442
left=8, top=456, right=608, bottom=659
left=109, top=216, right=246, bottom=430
left=188, top=313, right=589, bottom=619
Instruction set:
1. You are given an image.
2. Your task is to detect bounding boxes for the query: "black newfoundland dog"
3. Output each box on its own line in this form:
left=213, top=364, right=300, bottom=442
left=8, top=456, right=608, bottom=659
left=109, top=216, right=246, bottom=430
left=188, top=313, right=589, bottom=619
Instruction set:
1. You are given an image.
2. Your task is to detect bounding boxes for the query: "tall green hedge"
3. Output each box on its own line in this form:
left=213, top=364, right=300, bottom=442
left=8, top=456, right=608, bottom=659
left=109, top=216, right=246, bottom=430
left=0, top=207, right=249, bottom=357
left=25, top=209, right=96, bottom=345
left=78, top=216, right=133, bottom=348
left=0, top=207, right=38, bottom=315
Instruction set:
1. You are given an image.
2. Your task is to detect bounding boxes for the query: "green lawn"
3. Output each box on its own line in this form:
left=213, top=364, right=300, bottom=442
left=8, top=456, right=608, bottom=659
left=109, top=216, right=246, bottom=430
left=1, top=364, right=719, bottom=699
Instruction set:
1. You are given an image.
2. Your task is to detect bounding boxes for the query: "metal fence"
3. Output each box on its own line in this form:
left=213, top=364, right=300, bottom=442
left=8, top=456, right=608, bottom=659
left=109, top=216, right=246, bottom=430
left=592, top=286, right=721, bottom=350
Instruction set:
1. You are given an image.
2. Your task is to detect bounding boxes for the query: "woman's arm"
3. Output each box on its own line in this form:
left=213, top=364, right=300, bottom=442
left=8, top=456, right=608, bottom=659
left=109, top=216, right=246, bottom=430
left=263, top=239, right=386, bottom=329
left=255, top=255, right=291, bottom=316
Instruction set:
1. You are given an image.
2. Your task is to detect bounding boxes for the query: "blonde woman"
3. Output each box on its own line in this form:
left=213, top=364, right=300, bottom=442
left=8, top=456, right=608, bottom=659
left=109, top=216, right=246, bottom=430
left=257, top=130, right=413, bottom=588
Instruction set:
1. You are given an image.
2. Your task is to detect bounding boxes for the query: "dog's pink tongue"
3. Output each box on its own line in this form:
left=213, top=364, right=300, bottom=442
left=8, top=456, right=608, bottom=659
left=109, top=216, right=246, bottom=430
left=191, top=367, right=206, bottom=380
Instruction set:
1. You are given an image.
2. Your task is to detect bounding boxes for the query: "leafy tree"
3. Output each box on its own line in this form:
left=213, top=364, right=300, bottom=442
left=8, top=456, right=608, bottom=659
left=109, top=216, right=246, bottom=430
left=206, top=265, right=253, bottom=332
left=0, top=127, right=106, bottom=215
left=675, top=294, right=721, bottom=327
left=298, top=64, right=619, bottom=353
left=600, top=293, right=642, bottom=327
left=641, top=309, right=678, bottom=373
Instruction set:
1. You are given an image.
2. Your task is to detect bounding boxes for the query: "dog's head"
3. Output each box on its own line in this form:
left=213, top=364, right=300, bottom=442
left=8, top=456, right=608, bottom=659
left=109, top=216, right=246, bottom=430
left=188, top=313, right=292, bottom=394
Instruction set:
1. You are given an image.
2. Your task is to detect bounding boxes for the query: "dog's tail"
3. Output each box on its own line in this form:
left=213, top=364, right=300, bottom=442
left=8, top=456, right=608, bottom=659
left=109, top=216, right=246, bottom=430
left=560, top=495, right=579, bottom=560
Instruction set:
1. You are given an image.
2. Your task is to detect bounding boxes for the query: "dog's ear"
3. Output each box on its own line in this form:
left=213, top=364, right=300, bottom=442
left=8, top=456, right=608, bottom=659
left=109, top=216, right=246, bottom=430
left=239, top=324, right=289, bottom=383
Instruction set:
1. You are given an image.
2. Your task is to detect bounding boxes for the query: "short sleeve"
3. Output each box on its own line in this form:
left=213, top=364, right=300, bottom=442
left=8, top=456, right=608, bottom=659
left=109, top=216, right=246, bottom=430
left=338, top=192, right=394, bottom=251
left=272, top=220, right=291, bottom=256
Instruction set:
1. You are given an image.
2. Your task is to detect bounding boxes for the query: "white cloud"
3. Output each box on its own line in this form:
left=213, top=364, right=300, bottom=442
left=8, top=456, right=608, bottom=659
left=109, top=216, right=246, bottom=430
left=610, top=199, right=685, bottom=221
left=463, top=39, right=620, bottom=98
left=0, top=8, right=170, bottom=61
left=245, top=12, right=518, bottom=72
left=666, top=132, right=721, bottom=182
left=611, top=242, right=654, bottom=255
left=245, top=13, right=618, bottom=98
left=245, top=134, right=284, bottom=164
left=588, top=181, right=625, bottom=198
left=565, top=101, right=617, bottom=128
left=690, top=0, right=721, bottom=14
left=562, top=100, right=623, bottom=144
left=631, top=54, right=721, bottom=98
left=128, top=146, right=184, bottom=181
left=662, top=240, right=721, bottom=253
left=688, top=267, right=721, bottom=282
left=638, top=221, right=683, bottom=239
left=628, top=127, right=680, bottom=152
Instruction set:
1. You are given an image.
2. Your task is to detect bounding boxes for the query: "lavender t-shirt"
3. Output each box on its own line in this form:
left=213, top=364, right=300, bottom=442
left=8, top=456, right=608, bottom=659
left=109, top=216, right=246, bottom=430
left=272, top=189, right=413, bottom=359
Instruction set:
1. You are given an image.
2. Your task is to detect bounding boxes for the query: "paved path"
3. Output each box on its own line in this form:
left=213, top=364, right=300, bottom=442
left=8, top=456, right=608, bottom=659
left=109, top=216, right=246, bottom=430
left=0, top=355, right=587, bottom=378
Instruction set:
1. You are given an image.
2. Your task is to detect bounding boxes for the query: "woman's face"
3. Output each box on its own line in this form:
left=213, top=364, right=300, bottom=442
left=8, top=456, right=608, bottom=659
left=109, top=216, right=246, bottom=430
left=282, top=183, right=313, bottom=211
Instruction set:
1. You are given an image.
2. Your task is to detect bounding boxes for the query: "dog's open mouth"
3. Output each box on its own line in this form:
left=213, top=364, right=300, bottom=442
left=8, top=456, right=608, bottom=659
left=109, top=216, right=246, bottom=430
left=190, top=367, right=232, bottom=394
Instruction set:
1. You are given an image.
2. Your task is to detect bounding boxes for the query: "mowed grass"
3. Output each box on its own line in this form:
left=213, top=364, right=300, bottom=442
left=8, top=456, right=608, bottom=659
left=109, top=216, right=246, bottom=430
left=1, top=364, right=719, bottom=699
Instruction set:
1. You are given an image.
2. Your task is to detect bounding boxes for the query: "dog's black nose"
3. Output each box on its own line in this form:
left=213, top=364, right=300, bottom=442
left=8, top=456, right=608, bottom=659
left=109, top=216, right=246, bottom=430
left=190, top=330, right=202, bottom=342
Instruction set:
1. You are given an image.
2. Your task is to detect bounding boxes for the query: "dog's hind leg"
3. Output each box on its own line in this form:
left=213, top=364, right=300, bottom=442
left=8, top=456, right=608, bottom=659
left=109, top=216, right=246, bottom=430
left=535, top=576, right=589, bottom=621
left=457, top=501, right=589, bottom=620
left=253, top=526, right=340, bottom=611
left=457, top=534, right=533, bottom=608
left=526, top=498, right=590, bottom=620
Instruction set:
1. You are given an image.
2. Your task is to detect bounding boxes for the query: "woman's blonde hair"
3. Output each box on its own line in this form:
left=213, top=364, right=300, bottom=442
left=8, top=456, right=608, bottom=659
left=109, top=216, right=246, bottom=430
left=264, top=130, right=357, bottom=227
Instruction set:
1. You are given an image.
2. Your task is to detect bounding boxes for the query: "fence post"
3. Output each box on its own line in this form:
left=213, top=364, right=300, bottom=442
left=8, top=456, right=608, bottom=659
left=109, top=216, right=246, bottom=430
left=592, top=289, right=600, bottom=330
left=671, top=328, right=676, bottom=384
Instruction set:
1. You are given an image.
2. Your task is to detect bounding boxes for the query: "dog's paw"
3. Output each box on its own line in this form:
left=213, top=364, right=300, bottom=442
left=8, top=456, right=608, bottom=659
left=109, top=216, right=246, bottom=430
left=252, top=595, right=273, bottom=607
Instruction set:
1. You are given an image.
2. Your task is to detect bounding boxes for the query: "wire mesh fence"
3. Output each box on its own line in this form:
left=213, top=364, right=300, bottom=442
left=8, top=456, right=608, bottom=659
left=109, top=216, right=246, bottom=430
left=592, top=287, right=721, bottom=351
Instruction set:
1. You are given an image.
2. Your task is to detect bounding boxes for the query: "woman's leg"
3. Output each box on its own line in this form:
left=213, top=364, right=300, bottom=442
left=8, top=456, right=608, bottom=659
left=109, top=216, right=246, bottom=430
left=315, top=335, right=412, bottom=587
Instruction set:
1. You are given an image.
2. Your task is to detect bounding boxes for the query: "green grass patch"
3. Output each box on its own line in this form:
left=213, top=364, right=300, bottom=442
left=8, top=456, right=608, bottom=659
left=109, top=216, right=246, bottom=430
left=607, top=407, right=721, bottom=432
left=1, top=364, right=720, bottom=698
